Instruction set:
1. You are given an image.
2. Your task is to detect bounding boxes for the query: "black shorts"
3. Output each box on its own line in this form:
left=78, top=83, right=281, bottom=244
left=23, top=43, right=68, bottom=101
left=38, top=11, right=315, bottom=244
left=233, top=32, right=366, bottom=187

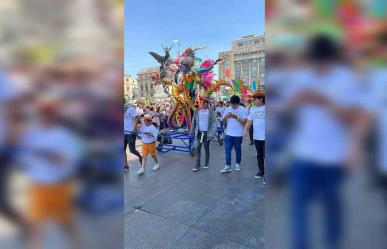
left=124, top=133, right=137, bottom=150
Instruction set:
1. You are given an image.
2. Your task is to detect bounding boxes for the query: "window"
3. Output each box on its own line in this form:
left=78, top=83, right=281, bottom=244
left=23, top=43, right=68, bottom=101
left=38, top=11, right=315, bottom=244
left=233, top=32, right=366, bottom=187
left=252, top=59, right=257, bottom=64
left=238, top=42, right=243, bottom=47
left=252, top=67, right=257, bottom=71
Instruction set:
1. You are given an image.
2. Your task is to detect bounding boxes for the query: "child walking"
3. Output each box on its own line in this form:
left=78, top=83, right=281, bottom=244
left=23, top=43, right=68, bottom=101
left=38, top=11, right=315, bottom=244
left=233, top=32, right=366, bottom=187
left=136, top=114, right=159, bottom=175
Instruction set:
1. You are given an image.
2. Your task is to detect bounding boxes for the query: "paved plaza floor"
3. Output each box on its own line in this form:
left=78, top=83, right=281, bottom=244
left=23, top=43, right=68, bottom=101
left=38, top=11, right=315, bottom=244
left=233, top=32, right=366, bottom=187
left=125, top=140, right=265, bottom=249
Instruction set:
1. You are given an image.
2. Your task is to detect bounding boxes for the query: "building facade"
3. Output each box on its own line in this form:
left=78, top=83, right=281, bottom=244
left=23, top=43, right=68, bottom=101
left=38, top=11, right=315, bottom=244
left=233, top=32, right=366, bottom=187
left=136, top=66, right=173, bottom=100
left=124, top=74, right=138, bottom=102
left=218, top=34, right=265, bottom=90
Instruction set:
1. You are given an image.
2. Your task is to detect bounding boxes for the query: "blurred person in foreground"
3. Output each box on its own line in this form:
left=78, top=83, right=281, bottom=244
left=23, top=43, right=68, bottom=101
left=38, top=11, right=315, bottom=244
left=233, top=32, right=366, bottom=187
left=0, top=67, right=28, bottom=235
left=365, top=28, right=387, bottom=207
left=20, top=97, right=81, bottom=249
left=243, top=88, right=265, bottom=180
left=283, top=35, right=369, bottom=249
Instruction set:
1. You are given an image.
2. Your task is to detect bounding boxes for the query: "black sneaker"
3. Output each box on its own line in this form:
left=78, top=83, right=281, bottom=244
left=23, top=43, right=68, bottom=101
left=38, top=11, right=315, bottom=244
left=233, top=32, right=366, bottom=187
left=124, top=166, right=129, bottom=171
left=254, top=172, right=264, bottom=179
left=203, top=164, right=209, bottom=169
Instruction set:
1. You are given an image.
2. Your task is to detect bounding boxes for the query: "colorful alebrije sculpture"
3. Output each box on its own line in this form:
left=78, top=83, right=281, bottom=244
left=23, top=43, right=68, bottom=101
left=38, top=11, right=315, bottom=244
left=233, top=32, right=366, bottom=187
left=149, top=45, right=231, bottom=129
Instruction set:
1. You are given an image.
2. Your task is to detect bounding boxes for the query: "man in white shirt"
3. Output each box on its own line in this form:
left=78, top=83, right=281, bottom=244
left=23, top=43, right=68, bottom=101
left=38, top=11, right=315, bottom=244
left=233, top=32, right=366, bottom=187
left=243, top=89, right=265, bottom=179
left=221, top=95, right=248, bottom=173
left=190, top=98, right=216, bottom=171
left=124, top=104, right=142, bottom=170
left=215, top=101, right=225, bottom=127
left=283, top=35, right=368, bottom=249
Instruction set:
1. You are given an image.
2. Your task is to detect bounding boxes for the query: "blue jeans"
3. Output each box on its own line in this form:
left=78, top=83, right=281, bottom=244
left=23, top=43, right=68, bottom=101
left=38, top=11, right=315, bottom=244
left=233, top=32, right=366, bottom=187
left=224, top=135, right=242, bottom=166
left=290, top=160, right=345, bottom=249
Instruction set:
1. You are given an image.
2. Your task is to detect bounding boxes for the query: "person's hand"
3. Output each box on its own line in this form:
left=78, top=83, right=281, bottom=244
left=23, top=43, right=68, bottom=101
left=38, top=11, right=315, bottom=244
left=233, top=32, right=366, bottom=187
left=242, top=131, right=248, bottom=141
left=228, top=113, right=233, bottom=119
left=345, top=144, right=363, bottom=172
left=295, top=90, right=329, bottom=106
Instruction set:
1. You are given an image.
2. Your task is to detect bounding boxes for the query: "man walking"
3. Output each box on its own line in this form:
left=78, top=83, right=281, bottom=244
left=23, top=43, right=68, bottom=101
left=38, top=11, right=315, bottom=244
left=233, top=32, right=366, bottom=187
left=190, top=97, right=216, bottom=171
left=221, top=95, right=248, bottom=173
left=124, top=103, right=142, bottom=170
left=243, top=89, right=265, bottom=179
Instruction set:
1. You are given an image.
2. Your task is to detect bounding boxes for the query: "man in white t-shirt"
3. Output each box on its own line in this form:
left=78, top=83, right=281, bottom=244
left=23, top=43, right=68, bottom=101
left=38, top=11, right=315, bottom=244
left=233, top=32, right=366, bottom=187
left=190, top=98, right=216, bottom=171
left=124, top=104, right=142, bottom=170
left=215, top=101, right=225, bottom=129
left=243, top=89, right=265, bottom=179
left=283, top=35, right=368, bottom=249
left=221, top=95, right=248, bottom=173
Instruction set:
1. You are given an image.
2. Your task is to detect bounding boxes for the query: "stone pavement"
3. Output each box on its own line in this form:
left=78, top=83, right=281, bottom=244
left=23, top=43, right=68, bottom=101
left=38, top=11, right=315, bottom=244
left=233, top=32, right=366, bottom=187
left=124, top=139, right=265, bottom=249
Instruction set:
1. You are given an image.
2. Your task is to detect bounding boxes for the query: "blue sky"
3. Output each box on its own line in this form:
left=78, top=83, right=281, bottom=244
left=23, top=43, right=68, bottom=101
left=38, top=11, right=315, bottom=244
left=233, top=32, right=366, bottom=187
left=125, top=0, right=265, bottom=76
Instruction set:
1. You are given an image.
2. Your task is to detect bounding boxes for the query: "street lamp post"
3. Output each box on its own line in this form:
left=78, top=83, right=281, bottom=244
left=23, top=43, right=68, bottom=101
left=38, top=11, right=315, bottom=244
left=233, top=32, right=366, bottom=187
left=172, top=40, right=181, bottom=56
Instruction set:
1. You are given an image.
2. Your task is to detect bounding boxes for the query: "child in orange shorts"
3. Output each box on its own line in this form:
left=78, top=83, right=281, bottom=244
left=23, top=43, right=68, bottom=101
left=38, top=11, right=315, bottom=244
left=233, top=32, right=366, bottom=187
left=136, top=114, right=159, bottom=175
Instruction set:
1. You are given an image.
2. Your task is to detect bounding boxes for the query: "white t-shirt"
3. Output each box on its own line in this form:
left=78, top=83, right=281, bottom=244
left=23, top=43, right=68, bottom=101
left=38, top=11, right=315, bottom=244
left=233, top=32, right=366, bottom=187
left=216, top=106, right=225, bottom=116
left=198, top=109, right=209, bottom=132
left=223, top=106, right=248, bottom=137
left=21, top=125, right=80, bottom=184
left=124, top=106, right=138, bottom=134
left=248, top=106, right=265, bottom=140
left=139, top=124, right=158, bottom=144
left=287, top=65, right=361, bottom=164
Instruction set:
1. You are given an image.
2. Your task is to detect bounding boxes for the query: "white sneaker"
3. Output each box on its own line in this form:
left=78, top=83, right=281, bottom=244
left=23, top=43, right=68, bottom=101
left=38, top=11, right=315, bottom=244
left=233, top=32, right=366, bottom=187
left=221, top=165, right=232, bottom=173
left=152, top=164, right=160, bottom=171
left=136, top=168, right=145, bottom=175
left=235, top=164, right=241, bottom=171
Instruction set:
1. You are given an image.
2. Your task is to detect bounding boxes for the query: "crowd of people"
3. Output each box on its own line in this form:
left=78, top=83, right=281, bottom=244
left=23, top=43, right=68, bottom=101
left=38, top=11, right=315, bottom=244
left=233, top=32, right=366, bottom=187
left=124, top=89, right=266, bottom=180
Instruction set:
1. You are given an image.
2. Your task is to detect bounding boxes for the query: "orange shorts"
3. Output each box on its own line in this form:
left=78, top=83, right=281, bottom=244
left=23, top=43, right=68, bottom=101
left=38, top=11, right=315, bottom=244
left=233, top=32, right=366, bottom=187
left=29, top=182, right=74, bottom=225
left=142, top=142, right=156, bottom=157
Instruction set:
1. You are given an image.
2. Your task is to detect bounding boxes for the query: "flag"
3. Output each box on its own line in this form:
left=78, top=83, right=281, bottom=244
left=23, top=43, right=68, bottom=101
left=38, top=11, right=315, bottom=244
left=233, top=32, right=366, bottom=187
left=225, top=68, right=230, bottom=78
left=251, top=81, right=257, bottom=91
left=232, top=80, right=242, bottom=92
left=233, top=79, right=248, bottom=99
